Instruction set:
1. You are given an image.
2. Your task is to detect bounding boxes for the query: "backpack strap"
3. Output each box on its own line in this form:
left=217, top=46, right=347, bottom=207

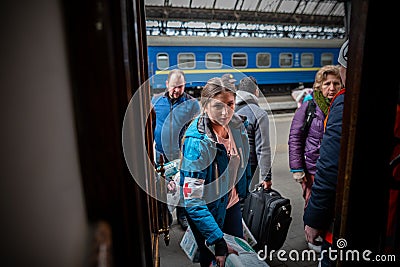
left=301, top=100, right=317, bottom=132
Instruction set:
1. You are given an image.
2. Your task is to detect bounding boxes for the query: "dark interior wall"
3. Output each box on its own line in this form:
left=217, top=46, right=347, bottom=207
left=0, top=1, right=90, bottom=266
left=0, top=0, right=154, bottom=266
left=337, top=1, right=400, bottom=265
left=62, top=0, right=153, bottom=266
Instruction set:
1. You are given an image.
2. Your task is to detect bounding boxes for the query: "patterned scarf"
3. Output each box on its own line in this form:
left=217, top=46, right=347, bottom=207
left=313, top=90, right=331, bottom=116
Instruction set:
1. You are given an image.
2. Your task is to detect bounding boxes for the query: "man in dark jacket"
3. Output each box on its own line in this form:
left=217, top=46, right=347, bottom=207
left=151, top=69, right=200, bottom=230
left=235, top=76, right=272, bottom=190
left=303, top=39, right=348, bottom=267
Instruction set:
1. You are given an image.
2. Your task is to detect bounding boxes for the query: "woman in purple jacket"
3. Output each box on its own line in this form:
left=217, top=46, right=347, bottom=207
left=288, top=65, right=342, bottom=209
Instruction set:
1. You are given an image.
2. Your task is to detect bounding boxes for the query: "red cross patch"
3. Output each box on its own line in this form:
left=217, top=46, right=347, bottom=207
left=182, top=177, right=204, bottom=199
left=183, top=182, right=192, bottom=198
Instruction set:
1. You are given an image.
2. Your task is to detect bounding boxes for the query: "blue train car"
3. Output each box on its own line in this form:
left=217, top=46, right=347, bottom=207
left=147, top=36, right=343, bottom=96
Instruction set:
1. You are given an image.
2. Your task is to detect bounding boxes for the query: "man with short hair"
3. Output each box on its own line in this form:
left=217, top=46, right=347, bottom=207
left=235, top=76, right=272, bottom=190
left=151, top=69, right=200, bottom=230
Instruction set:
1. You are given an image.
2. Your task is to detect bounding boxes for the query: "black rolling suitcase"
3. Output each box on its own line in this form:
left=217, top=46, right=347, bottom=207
left=242, top=186, right=292, bottom=251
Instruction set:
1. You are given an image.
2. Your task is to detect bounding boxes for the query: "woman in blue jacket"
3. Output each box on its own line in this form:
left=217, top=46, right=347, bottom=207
left=180, top=77, right=251, bottom=267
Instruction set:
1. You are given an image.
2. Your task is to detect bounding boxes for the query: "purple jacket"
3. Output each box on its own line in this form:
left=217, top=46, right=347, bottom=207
left=288, top=99, right=325, bottom=175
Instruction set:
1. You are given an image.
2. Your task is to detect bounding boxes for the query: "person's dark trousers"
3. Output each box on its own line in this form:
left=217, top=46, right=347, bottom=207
left=176, top=206, right=185, bottom=219
left=176, top=206, right=188, bottom=230
left=319, top=239, right=335, bottom=267
left=223, top=202, right=243, bottom=237
left=249, top=164, right=260, bottom=191
left=186, top=216, right=215, bottom=267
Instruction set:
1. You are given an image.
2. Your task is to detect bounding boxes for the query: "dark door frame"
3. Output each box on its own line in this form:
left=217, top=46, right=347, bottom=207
left=62, top=0, right=154, bottom=266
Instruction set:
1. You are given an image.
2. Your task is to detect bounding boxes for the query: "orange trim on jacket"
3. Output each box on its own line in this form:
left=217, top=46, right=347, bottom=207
left=324, top=231, right=333, bottom=244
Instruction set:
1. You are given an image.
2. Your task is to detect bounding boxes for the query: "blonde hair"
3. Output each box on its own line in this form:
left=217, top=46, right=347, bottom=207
left=313, top=65, right=341, bottom=91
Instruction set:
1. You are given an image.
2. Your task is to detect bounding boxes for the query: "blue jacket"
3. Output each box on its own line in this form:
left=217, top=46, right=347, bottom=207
left=151, top=92, right=200, bottom=162
left=180, top=113, right=251, bottom=245
left=303, top=92, right=344, bottom=230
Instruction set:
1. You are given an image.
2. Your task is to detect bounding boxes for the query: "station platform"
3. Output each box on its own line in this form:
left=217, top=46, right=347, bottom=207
left=262, top=95, right=298, bottom=113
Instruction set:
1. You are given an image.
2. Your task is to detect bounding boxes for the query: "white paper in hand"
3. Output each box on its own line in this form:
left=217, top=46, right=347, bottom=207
left=166, top=172, right=181, bottom=213
left=208, top=234, right=269, bottom=267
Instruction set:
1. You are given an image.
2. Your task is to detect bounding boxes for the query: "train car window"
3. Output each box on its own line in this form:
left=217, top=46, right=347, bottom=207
left=301, top=53, right=314, bottom=67
left=321, top=53, right=334, bottom=66
left=279, top=53, right=293, bottom=67
left=232, top=53, right=247, bottom=68
left=178, top=53, right=195, bottom=69
left=156, top=53, right=169, bottom=70
left=256, top=53, right=271, bottom=68
left=206, top=53, right=222, bottom=68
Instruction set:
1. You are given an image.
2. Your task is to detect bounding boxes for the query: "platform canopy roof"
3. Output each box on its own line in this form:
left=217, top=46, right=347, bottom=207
left=145, top=0, right=349, bottom=39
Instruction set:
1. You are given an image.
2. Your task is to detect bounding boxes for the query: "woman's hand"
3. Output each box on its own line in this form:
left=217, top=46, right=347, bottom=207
left=227, top=243, right=239, bottom=256
left=214, top=237, right=230, bottom=267
left=167, top=180, right=176, bottom=193
left=215, top=255, right=226, bottom=267
left=304, top=225, right=322, bottom=245
left=215, top=244, right=238, bottom=267
left=293, top=171, right=305, bottom=183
